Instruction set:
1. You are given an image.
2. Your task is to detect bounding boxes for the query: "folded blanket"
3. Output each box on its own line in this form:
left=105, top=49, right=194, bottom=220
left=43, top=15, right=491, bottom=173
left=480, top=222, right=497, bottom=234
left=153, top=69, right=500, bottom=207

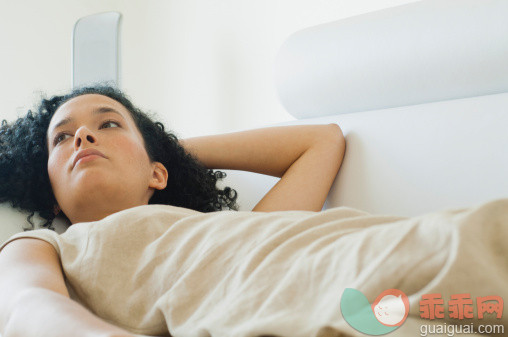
left=2, top=198, right=507, bottom=337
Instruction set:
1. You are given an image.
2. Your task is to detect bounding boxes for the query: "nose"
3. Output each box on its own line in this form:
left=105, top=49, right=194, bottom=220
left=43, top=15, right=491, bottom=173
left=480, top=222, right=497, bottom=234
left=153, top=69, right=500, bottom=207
left=74, top=126, right=97, bottom=149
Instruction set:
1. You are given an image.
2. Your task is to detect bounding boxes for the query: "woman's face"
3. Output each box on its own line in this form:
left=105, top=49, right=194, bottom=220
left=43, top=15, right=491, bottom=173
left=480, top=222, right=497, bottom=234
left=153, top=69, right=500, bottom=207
left=46, top=94, right=167, bottom=224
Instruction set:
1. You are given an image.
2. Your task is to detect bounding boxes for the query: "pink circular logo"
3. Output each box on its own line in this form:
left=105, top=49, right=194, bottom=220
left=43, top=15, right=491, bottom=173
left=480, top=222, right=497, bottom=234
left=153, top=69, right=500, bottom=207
left=371, top=289, right=410, bottom=327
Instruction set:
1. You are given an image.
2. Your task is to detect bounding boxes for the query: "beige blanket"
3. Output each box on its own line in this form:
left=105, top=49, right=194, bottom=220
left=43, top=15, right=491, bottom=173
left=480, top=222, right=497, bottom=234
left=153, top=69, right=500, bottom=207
left=2, top=199, right=508, bottom=337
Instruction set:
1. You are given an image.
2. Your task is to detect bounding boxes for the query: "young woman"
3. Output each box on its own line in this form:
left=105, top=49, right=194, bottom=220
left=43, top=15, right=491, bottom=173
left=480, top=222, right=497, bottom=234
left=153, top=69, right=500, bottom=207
left=0, top=86, right=345, bottom=336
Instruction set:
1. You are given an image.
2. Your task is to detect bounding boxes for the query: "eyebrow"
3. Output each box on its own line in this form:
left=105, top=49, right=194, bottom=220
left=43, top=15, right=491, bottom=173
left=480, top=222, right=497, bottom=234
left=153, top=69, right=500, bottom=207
left=49, top=106, right=125, bottom=137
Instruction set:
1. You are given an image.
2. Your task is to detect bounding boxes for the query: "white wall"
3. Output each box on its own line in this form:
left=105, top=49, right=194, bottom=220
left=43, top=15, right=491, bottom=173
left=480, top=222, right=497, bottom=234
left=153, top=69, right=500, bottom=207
left=0, top=0, right=419, bottom=138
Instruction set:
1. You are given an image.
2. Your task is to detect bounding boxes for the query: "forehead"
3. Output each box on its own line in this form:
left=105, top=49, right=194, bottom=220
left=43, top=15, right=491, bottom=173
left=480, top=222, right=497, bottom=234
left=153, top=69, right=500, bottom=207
left=48, top=94, right=134, bottom=133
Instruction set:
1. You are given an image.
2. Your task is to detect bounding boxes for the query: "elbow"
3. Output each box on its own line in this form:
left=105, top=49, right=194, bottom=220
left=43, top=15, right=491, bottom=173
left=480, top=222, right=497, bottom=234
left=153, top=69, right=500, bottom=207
left=321, top=123, right=346, bottom=152
left=306, top=124, right=346, bottom=173
left=322, top=124, right=346, bottom=168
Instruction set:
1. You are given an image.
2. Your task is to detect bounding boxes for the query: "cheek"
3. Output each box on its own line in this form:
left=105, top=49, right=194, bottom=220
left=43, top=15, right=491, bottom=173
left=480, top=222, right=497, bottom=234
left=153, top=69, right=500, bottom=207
left=113, top=137, right=154, bottom=184
left=47, top=149, right=69, bottom=187
left=112, top=135, right=151, bottom=166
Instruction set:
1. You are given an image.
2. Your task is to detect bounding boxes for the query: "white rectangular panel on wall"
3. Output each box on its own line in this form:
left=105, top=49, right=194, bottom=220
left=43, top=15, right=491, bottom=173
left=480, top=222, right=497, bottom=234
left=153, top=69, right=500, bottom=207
left=72, top=12, right=122, bottom=89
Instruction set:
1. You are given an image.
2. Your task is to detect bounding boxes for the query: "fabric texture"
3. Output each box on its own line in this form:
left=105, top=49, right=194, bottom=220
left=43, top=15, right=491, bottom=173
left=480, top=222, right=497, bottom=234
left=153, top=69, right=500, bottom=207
left=1, top=199, right=507, bottom=337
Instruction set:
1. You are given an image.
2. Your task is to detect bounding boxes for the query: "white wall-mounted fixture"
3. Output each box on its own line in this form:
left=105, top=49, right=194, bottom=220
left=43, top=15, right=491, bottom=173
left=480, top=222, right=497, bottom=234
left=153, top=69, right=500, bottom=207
left=72, top=12, right=122, bottom=89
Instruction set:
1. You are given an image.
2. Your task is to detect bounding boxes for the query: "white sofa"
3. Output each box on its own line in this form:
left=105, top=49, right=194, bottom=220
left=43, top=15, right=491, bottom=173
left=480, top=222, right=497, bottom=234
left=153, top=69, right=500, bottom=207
left=220, top=0, right=508, bottom=218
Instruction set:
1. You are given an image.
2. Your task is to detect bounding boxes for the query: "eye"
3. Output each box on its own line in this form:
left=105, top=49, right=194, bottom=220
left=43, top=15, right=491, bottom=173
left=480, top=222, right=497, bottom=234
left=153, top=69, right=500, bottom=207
left=52, top=120, right=121, bottom=146
left=100, top=120, right=120, bottom=129
left=53, top=132, right=71, bottom=146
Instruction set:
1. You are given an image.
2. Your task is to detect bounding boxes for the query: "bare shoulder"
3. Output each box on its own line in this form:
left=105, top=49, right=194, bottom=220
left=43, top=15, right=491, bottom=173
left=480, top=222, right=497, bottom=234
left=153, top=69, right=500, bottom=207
left=0, top=237, right=68, bottom=297
left=0, top=237, right=58, bottom=262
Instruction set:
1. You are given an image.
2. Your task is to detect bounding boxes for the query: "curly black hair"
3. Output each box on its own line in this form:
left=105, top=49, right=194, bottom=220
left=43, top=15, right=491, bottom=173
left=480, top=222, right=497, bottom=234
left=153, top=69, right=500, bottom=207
left=0, top=85, right=238, bottom=230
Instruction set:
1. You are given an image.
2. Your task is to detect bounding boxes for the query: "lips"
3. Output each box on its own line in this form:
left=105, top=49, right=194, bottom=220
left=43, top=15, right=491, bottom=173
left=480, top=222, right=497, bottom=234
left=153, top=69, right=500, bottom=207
left=72, top=148, right=107, bottom=168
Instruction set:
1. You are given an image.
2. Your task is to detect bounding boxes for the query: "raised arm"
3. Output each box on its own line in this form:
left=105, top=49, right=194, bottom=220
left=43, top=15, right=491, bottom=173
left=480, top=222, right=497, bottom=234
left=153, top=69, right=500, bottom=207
left=180, top=123, right=346, bottom=212
left=0, top=239, right=135, bottom=337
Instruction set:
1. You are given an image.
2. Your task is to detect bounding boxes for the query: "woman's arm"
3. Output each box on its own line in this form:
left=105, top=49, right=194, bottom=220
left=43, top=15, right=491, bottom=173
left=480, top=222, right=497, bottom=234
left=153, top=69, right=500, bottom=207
left=180, top=123, right=346, bottom=212
left=0, top=239, right=135, bottom=337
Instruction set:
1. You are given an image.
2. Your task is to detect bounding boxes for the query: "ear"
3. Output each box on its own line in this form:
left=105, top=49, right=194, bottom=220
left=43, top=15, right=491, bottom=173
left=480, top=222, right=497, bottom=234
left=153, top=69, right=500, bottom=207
left=53, top=204, right=61, bottom=216
left=149, top=162, right=168, bottom=190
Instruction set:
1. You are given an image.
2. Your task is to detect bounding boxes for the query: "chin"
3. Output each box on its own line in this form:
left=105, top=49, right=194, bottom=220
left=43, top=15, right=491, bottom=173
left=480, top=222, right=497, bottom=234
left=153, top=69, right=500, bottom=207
left=73, top=169, right=113, bottom=189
